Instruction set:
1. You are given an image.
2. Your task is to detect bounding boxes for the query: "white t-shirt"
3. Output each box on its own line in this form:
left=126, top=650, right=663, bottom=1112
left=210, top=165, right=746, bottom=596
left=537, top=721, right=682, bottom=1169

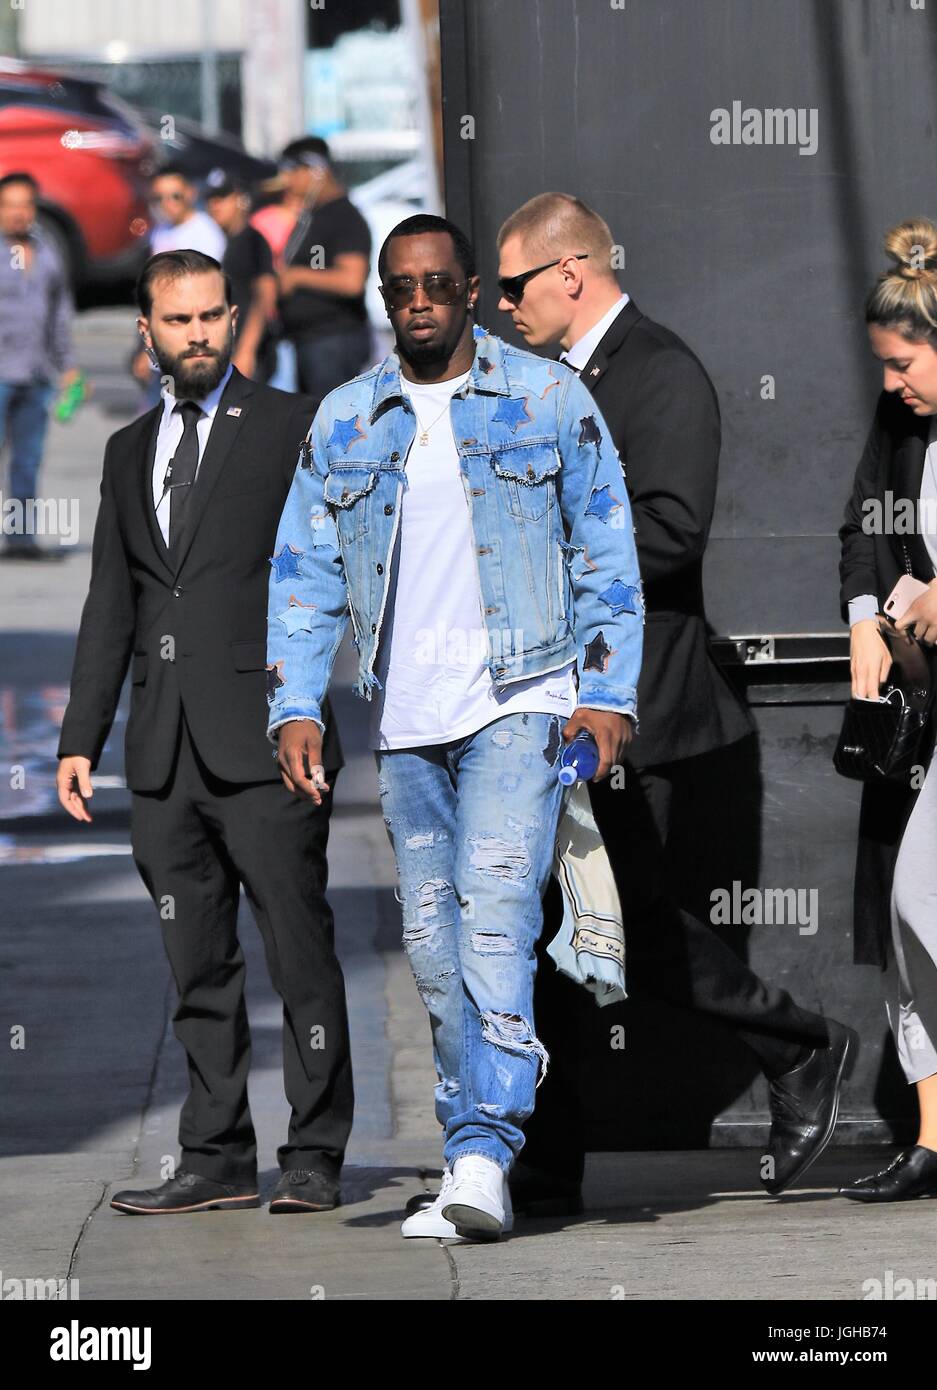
left=150, top=211, right=226, bottom=263
left=368, top=368, right=577, bottom=750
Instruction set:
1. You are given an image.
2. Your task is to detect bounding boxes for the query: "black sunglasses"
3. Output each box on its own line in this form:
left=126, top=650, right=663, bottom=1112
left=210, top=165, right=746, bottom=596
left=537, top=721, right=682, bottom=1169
left=380, top=274, right=470, bottom=310
left=498, top=254, right=589, bottom=305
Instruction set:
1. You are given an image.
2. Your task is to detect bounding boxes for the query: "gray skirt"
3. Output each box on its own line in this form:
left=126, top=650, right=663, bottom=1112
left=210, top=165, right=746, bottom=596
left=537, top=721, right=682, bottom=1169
left=886, top=744, right=937, bottom=1083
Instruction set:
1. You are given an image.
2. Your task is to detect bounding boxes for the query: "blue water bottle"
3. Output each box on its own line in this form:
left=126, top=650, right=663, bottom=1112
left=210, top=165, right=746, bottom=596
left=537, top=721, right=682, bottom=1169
left=557, top=731, right=599, bottom=785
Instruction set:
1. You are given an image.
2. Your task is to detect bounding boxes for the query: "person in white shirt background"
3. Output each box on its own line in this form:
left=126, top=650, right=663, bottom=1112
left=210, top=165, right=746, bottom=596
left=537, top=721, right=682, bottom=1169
left=132, top=168, right=228, bottom=408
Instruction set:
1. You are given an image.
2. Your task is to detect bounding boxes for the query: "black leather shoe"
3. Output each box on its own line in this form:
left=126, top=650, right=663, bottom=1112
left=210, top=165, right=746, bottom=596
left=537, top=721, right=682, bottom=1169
left=110, top=1169, right=259, bottom=1214
left=840, top=1146, right=937, bottom=1202
left=761, top=1020, right=857, bottom=1195
left=508, top=1160, right=584, bottom=1217
left=269, top=1168, right=340, bottom=1212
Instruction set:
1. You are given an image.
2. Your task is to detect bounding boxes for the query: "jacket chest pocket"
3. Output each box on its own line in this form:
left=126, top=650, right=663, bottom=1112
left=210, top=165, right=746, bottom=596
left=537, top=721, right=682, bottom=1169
left=323, top=467, right=378, bottom=543
left=490, top=444, right=561, bottom=522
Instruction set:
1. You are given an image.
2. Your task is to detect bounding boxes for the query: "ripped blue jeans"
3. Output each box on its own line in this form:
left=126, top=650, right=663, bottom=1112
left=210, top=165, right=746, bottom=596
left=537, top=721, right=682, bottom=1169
left=376, top=711, right=566, bottom=1171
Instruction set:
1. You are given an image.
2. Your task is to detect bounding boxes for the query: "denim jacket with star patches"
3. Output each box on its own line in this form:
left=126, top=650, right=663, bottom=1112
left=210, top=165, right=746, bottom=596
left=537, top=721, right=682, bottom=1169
left=265, top=324, right=644, bottom=739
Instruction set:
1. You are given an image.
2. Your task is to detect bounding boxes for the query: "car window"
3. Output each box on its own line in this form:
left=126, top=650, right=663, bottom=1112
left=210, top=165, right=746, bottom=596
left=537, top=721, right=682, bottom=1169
left=0, top=79, right=139, bottom=137
left=0, top=81, right=63, bottom=110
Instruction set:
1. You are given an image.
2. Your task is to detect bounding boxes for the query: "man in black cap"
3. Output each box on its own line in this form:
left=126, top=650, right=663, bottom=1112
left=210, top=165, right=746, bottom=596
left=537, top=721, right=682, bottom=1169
left=275, top=137, right=372, bottom=399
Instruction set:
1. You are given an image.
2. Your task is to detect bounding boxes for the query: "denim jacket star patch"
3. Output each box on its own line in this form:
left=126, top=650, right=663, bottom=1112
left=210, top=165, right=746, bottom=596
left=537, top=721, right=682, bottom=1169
left=266, top=324, right=644, bottom=740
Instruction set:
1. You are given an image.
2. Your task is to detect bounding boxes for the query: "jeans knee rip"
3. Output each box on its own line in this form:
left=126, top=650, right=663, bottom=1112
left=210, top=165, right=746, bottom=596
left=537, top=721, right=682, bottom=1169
left=479, top=1009, right=550, bottom=1085
left=402, top=877, right=455, bottom=944
left=466, top=832, right=531, bottom=882
left=470, top=930, right=517, bottom=956
left=404, top=830, right=436, bottom=850
left=413, top=965, right=456, bottom=999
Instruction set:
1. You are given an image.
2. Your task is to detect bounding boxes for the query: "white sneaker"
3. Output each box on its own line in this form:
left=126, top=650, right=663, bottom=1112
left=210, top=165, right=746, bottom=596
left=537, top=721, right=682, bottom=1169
left=401, top=1168, right=460, bottom=1239
left=401, top=1165, right=514, bottom=1240
left=442, top=1155, right=508, bottom=1240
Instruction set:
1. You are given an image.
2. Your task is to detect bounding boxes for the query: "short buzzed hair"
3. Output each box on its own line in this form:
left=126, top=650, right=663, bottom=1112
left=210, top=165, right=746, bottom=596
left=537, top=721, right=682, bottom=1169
left=498, top=193, right=617, bottom=281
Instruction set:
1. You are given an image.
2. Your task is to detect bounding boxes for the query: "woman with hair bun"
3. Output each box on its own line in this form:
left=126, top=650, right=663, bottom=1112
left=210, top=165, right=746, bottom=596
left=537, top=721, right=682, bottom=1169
left=839, top=217, right=937, bottom=1200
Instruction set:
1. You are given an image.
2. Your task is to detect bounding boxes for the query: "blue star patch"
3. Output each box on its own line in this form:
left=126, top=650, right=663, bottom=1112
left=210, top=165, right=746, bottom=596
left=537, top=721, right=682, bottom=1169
left=270, top=543, right=303, bottom=582
left=328, top=415, right=366, bottom=453
left=598, top=579, right=641, bottom=616
left=492, top=396, right=532, bottom=433
left=573, top=544, right=598, bottom=581
left=277, top=595, right=318, bottom=636
left=584, top=484, right=622, bottom=524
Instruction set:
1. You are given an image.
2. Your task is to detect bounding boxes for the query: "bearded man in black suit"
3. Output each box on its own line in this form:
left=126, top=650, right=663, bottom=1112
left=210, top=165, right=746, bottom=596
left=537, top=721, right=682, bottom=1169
left=57, top=250, right=352, bottom=1216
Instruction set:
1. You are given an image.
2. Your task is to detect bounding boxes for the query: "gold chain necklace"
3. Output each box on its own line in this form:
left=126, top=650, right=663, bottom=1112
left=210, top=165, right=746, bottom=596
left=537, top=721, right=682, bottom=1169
left=412, top=397, right=452, bottom=446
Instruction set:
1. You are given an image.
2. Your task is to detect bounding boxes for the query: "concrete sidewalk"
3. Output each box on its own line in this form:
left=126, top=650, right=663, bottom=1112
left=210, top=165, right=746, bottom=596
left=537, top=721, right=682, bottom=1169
left=0, top=311, right=925, bottom=1301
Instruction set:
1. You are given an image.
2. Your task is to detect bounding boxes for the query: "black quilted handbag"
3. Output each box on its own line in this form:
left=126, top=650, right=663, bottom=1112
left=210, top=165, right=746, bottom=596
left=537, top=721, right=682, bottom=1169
left=834, top=622, right=933, bottom=783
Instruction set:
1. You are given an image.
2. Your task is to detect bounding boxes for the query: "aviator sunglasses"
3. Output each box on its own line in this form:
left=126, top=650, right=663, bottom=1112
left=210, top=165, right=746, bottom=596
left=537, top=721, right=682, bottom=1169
left=498, top=253, right=589, bottom=305
left=380, top=273, right=471, bottom=310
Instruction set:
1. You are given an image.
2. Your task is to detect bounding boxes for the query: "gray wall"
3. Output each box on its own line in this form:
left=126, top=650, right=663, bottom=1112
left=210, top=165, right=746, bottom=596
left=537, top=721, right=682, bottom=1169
left=439, top=0, right=936, bottom=1145
left=440, top=0, right=937, bottom=636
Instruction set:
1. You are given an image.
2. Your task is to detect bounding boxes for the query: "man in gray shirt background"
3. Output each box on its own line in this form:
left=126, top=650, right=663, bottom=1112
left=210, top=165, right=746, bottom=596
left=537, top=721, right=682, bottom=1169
left=0, top=171, right=79, bottom=560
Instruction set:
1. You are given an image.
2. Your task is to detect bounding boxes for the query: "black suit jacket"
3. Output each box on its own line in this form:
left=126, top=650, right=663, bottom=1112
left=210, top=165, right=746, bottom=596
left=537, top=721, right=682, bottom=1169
left=58, top=367, right=343, bottom=791
left=839, top=389, right=937, bottom=967
left=578, top=297, right=753, bottom=768
left=839, top=388, right=935, bottom=619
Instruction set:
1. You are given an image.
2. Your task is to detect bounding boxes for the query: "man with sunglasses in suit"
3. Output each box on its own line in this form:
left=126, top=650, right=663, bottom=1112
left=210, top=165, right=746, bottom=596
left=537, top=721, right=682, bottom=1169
left=267, top=213, right=644, bottom=1241
left=57, top=249, right=352, bottom=1216
left=496, top=193, right=855, bottom=1208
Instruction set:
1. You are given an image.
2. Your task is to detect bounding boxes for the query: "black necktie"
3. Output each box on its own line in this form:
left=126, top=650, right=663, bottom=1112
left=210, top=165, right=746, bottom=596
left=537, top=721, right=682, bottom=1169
left=165, top=400, right=203, bottom=551
left=560, top=356, right=581, bottom=376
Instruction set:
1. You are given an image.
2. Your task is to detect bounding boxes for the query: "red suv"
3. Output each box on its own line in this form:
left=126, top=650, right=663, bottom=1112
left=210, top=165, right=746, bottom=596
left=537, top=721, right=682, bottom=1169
left=0, top=60, right=155, bottom=286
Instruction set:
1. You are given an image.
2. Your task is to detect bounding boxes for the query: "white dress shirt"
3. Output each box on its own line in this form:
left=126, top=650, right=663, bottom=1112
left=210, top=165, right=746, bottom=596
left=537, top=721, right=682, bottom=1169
left=152, top=364, right=234, bottom=545
left=560, top=293, right=631, bottom=372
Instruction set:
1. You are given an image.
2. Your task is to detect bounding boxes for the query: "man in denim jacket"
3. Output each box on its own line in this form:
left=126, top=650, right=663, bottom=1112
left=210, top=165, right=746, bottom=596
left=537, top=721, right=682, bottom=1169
left=266, top=215, right=642, bottom=1240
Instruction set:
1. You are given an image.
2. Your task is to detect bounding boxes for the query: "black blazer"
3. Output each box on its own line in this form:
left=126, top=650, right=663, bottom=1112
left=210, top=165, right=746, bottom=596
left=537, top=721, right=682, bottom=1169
left=58, top=368, right=343, bottom=791
left=839, top=389, right=937, bottom=966
left=579, top=297, right=754, bottom=768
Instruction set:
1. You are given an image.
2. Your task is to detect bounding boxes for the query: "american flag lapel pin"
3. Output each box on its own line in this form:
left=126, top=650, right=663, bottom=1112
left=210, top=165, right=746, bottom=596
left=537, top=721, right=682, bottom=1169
left=227, top=406, right=242, bottom=417
left=590, top=366, right=601, bottom=377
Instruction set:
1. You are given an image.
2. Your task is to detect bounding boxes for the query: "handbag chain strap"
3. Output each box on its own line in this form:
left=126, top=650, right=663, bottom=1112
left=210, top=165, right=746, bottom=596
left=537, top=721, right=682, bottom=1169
left=902, top=541, right=914, bottom=578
